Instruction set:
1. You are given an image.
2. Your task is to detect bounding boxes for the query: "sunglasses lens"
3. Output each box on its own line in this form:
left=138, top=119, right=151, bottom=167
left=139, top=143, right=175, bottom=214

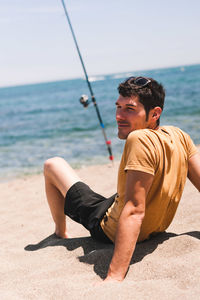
left=134, top=77, right=149, bottom=86
left=126, top=76, right=151, bottom=87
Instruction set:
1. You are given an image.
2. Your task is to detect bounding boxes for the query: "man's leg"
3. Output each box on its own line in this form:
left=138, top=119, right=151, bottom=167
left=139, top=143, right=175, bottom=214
left=44, top=157, right=80, bottom=238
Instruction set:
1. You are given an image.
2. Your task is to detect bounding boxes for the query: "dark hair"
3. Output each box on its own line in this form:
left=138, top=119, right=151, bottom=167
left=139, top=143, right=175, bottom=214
left=118, top=77, right=165, bottom=125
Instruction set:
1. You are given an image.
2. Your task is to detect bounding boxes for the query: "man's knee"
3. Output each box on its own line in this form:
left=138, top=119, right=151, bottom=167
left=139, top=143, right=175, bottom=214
left=44, top=157, right=66, bottom=177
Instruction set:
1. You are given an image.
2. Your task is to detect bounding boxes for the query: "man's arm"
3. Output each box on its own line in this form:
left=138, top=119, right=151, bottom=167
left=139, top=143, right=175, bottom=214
left=105, top=170, right=154, bottom=282
left=188, top=152, right=200, bottom=192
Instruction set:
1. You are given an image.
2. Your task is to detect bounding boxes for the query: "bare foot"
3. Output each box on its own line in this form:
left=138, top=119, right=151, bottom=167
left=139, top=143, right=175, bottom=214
left=55, top=230, right=72, bottom=239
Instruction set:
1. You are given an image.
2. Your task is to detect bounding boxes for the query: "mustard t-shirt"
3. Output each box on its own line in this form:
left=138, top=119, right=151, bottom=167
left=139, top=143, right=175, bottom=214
left=100, top=126, right=198, bottom=242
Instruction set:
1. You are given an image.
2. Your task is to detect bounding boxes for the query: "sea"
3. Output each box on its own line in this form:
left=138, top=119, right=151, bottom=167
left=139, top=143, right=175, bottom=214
left=0, top=64, right=200, bottom=181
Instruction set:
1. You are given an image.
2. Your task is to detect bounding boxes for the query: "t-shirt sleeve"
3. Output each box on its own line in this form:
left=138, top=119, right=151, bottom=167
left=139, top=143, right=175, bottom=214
left=124, top=131, right=157, bottom=175
left=184, top=132, right=199, bottom=159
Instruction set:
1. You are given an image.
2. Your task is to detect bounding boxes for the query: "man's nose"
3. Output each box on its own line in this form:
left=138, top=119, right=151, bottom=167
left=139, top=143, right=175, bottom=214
left=116, top=109, right=125, bottom=121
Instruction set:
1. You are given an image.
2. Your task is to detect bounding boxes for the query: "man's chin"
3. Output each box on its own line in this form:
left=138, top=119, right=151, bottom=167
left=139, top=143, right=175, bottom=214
left=118, top=132, right=128, bottom=140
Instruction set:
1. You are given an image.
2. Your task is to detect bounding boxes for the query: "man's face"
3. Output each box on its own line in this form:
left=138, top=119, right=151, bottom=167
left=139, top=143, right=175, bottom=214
left=116, top=95, right=151, bottom=139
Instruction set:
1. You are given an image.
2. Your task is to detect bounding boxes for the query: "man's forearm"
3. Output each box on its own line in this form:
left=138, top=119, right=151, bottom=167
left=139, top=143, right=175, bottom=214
left=105, top=170, right=152, bottom=282
left=106, top=211, right=143, bottom=281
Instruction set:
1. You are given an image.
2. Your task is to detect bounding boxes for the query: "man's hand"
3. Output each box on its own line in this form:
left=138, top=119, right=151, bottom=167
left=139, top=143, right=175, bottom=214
left=93, top=276, right=122, bottom=287
left=106, top=170, right=154, bottom=281
left=104, top=275, right=123, bottom=283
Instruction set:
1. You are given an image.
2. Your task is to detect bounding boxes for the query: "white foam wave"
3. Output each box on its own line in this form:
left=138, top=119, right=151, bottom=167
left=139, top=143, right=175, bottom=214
left=88, top=76, right=105, bottom=82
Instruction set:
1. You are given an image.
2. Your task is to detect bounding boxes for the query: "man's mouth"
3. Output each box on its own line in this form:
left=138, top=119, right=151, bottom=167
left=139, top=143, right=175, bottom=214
left=117, top=122, right=129, bottom=128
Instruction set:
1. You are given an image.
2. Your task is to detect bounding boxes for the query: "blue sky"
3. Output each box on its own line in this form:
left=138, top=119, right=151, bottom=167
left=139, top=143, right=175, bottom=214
left=1, top=0, right=200, bottom=87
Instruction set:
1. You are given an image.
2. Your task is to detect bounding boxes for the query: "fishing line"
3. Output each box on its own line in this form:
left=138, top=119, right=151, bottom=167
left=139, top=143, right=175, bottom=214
left=60, top=0, right=114, bottom=162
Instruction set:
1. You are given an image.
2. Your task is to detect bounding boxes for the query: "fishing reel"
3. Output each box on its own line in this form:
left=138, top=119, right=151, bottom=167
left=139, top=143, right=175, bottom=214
left=79, top=94, right=90, bottom=108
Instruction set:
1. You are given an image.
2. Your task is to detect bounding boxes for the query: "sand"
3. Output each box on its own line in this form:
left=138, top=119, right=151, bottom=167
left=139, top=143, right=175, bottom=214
left=0, top=160, right=200, bottom=300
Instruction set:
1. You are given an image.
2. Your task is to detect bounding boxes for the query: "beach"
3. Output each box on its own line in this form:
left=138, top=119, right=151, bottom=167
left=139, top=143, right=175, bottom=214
left=1, top=64, right=200, bottom=182
left=1, top=158, right=200, bottom=300
left=0, top=2, right=199, bottom=296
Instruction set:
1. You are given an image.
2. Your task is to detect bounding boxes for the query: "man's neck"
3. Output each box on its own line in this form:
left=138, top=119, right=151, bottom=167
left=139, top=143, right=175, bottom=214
left=147, top=124, right=159, bottom=130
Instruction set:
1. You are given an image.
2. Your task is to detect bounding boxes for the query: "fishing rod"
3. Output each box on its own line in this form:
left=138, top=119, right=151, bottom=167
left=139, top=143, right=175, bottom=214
left=60, top=0, right=114, bottom=162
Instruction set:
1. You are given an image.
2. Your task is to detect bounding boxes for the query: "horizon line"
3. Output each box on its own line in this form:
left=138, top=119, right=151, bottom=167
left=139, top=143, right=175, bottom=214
left=0, top=62, right=199, bottom=89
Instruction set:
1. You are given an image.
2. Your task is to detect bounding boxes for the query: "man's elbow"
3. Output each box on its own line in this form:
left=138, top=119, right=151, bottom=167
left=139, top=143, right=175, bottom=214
left=122, top=201, right=145, bottom=224
left=129, top=209, right=145, bottom=225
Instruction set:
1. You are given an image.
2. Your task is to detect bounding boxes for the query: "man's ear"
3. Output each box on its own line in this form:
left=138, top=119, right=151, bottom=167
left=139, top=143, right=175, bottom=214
left=151, top=107, right=162, bottom=121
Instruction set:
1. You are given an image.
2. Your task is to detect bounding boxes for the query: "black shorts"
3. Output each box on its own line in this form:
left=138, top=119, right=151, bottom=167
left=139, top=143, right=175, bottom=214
left=64, top=181, right=115, bottom=243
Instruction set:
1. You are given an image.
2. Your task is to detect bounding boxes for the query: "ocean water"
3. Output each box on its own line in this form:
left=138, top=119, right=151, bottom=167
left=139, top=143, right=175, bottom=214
left=0, top=64, right=200, bottom=181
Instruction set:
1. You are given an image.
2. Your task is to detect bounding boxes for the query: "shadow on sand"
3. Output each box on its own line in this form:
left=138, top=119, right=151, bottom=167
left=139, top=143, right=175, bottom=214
left=25, top=231, right=199, bottom=279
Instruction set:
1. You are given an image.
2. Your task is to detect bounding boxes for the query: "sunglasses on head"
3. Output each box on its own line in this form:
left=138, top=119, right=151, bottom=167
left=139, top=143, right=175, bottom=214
left=126, top=76, right=151, bottom=88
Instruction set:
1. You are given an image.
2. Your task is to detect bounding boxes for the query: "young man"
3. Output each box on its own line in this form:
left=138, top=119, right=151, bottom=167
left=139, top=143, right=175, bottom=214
left=44, top=76, right=200, bottom=282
